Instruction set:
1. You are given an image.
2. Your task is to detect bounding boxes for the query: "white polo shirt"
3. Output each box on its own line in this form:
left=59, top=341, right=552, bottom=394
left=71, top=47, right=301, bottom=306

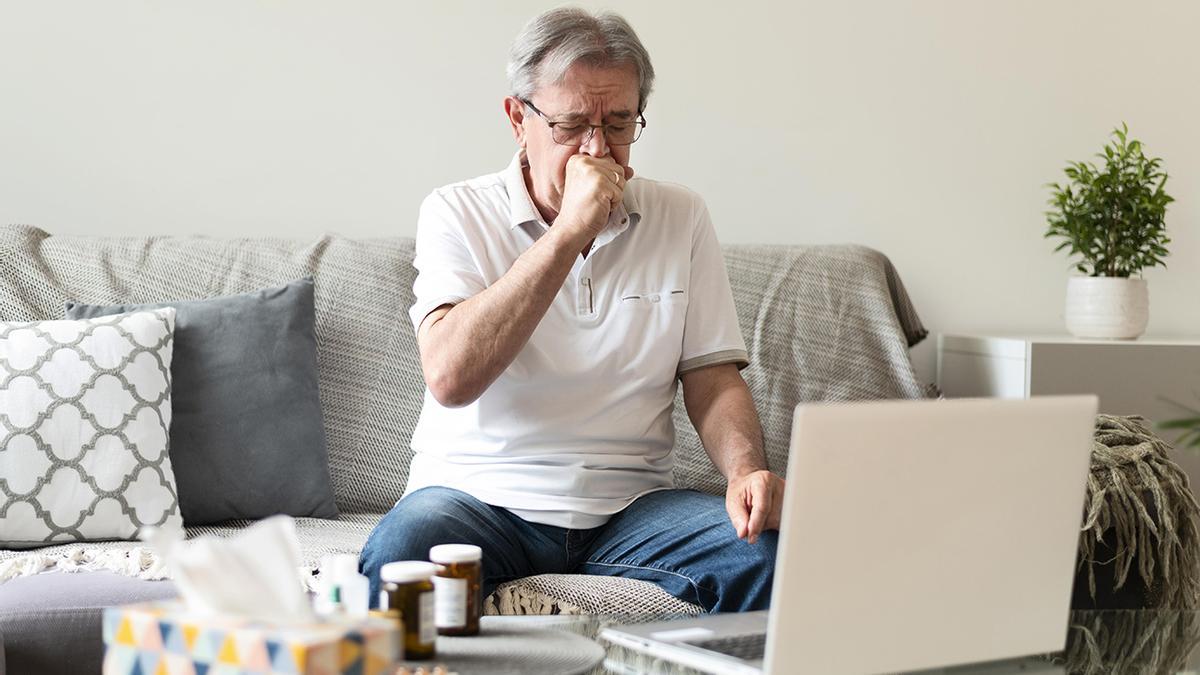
left=404, top=151, right=748, bottom=529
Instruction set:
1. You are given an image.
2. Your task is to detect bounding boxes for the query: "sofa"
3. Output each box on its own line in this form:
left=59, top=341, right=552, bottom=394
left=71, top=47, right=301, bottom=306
left=0, top=224, right=932, bottom=674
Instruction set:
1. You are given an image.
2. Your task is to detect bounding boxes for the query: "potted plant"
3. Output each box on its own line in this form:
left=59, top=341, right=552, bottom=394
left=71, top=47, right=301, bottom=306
left=1045, top=123, right=1174, bottom=339
left=1162, top=402, right=1200, bottom=449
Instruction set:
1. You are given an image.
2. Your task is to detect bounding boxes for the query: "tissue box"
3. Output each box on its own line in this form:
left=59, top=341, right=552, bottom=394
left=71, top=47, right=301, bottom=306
left=102, top=601, right=400, bottom=675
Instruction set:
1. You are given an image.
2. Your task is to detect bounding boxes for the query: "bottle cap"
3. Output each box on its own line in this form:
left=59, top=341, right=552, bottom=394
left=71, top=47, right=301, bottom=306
left=429, top=544, right=482, bottom=564
left=380, top=561, right=438, bottom=584
left=325, top=554, right=360, bottom=581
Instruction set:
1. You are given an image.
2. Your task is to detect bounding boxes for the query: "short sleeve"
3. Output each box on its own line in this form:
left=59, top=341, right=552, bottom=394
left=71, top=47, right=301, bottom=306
left=408, top=192, right=488, bottom=332
left=678, top=199, right=749, bottom=376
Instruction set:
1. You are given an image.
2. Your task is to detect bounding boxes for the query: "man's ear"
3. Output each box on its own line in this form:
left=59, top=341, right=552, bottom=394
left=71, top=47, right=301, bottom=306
left=503, top=96, right=527, bottom=147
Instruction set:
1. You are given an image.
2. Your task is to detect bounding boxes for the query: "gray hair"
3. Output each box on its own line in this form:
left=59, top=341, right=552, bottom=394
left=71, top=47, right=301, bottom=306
left=507, top=7, right=655, bottom=111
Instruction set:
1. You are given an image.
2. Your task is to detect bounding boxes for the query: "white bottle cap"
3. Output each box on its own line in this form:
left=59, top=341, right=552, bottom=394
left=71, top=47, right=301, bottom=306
left=380, top=561, right=438, bottom=584
left=429, top=544, right=482, bottom=564
left=326, top=554, right=360, bottom=581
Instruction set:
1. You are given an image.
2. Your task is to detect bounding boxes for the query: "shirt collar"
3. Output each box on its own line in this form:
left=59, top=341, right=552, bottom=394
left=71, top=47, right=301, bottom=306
left=504, top=151, right=544, bottom=230
left=502, top=151, right=642, bottom=236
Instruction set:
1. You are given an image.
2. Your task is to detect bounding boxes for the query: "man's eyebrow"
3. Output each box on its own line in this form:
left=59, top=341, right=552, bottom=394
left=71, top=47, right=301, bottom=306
left=554, top=109, right=636, bottom=122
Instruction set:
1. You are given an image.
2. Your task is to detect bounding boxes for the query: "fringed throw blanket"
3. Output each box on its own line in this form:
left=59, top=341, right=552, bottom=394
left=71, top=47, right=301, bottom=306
left=1056, top=611, right=1200, bottom=674
left=1080, top=415, right=1200, bottom=608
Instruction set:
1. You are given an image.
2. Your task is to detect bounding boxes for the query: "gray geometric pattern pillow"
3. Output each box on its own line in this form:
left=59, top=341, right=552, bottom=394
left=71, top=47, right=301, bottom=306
left=0, top=308, right=182, bottom=548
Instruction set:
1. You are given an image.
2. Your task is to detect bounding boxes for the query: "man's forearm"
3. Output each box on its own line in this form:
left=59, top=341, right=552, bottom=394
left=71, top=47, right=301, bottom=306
left=684, top=364, right=784, bottom=542
left=420, top=225, right=590, bottom=407
left=683, top=366, right=768, bottom=480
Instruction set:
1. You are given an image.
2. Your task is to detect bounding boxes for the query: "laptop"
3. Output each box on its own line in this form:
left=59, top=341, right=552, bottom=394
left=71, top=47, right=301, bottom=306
left=600, top=396, right=1098, bottom=675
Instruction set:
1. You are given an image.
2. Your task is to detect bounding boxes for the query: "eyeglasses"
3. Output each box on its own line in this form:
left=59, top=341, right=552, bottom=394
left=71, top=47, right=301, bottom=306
left=520, top=98, right=646, bottom=146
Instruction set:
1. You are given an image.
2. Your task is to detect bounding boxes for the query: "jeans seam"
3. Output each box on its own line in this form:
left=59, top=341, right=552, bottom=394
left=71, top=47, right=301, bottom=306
left=581, top=560, right=720, bottom=609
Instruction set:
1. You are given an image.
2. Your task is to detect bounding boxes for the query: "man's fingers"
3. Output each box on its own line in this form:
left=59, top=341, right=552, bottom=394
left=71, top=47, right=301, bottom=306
left=571, top=154, right=632, bottom=185
left=767, top=479, right=785, bottom=531
left=726, top=493, right=750, bottom=540
left=745, top=480, right=770, bottom=545
left=577, top=157, right=625, bottom=195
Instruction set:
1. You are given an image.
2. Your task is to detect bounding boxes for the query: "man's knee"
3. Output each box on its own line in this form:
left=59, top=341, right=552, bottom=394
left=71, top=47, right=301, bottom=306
left=698, top=502, right=779, bottom=612
left=727, top=529, right=778, bottom=612
left=358, top=487, right=484, bottom=577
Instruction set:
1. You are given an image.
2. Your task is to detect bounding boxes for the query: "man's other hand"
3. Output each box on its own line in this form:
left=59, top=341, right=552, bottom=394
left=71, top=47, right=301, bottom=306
left=725, top=469, right=785, bottom=544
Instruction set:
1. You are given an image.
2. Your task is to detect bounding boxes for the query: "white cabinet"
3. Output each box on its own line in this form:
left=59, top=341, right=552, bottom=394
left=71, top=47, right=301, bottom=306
left=937, top=335, right=1200, bottom=420
left=937, top=334, right=1200, bottom=494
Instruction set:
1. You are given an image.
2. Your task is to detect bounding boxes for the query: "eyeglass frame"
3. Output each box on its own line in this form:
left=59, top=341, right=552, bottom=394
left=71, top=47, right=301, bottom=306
left=519, top=98, right=647, bottom=146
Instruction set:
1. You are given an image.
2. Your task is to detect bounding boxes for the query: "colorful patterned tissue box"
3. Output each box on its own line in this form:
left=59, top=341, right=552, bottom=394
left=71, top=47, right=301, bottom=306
left=102, top=601, right=399, bottom=675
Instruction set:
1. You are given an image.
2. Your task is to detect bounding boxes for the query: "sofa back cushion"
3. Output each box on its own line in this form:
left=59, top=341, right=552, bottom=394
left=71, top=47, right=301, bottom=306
left=1, top=227, right=422, bottom=513
left=1, top=226, right=929, bottom=511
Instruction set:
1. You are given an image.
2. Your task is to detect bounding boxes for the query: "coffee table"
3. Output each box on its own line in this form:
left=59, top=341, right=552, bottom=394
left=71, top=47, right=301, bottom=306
left=433, top=610, right=1200, bottom=674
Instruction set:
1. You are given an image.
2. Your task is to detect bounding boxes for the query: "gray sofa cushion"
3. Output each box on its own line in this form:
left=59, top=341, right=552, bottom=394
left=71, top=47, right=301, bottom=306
left=0, top=571, right=178, bottom=675
left=64, top=279, right=338, bottom=524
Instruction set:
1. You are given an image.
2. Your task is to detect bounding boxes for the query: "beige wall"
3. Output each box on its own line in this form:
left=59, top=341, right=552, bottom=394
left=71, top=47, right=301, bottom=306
left=2, top=1, right=1198, bottom=382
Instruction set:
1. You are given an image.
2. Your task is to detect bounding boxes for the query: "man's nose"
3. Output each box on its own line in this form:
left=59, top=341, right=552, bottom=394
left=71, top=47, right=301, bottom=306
left=578, top=126, right=609, bottom=158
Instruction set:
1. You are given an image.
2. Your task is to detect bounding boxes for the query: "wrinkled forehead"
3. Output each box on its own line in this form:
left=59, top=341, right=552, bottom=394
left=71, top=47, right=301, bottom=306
left=534, top=62, right=641, bottom=118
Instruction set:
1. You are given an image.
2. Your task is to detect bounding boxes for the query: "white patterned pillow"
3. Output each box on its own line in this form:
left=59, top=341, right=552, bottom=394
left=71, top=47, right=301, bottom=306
left=0, top=308, right=182, bottom=547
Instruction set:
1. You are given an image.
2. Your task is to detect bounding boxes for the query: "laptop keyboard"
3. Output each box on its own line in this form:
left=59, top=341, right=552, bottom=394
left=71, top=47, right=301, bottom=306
left=687, top=633, right=768, bottom=661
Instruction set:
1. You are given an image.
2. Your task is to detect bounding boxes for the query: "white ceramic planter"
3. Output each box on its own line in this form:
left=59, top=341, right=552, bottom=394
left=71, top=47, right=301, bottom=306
left=1064, top=276, right=1149, bottom=340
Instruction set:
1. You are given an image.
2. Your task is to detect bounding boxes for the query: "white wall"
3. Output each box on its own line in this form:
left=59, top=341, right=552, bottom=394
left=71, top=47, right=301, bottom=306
left=3, top=1, right=1198, bottom=383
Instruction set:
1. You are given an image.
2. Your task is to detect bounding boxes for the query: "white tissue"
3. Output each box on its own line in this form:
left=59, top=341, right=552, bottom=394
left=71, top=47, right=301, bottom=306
left=141, top=515, right=316, bottom=625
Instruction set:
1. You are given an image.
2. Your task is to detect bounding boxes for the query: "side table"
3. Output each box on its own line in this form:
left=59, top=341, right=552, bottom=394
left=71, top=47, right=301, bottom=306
left=936, top=333, right=1200, bottom=496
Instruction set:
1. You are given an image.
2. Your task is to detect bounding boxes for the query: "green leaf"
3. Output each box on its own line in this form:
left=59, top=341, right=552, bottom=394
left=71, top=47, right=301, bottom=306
left=1043, top=123, right=1172, bottom=275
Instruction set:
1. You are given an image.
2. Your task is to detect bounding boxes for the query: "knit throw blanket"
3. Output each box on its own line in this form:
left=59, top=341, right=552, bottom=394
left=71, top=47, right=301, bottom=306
left=1079, top=415, right=1200, bottom=608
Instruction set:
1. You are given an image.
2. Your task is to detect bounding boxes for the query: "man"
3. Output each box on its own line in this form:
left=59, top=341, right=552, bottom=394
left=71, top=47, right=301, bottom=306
left=359, top=8, right=785, bottom=613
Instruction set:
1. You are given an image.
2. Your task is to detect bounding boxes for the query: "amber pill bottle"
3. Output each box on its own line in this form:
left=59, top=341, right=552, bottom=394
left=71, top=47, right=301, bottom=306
left=379, top=561, right=438, bottom=660
left=429, top=544, right=483, bottom=636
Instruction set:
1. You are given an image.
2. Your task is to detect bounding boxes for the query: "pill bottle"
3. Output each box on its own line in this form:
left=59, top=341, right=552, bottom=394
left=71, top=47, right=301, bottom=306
left=321, top=554, right=369, bottom=618
left=429, top=544, right=483, bottom=636
left=379, top=561, right=438, bottom=660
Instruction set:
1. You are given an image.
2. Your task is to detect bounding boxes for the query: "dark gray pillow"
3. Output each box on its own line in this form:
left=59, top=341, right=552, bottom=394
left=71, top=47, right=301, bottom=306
left=64, top=278, right=338, bottom=524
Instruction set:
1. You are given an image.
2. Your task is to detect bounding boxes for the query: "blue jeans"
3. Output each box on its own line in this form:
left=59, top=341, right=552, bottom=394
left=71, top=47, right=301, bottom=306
left=358, top=486, right=777, bottom=613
